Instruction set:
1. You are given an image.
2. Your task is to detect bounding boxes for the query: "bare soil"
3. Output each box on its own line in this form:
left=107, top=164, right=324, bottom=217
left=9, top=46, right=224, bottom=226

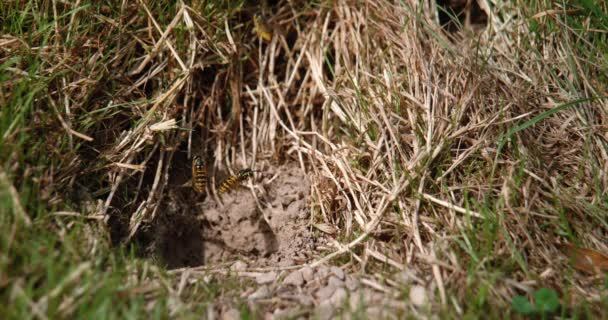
left=152, top=162, right=317, bottom=270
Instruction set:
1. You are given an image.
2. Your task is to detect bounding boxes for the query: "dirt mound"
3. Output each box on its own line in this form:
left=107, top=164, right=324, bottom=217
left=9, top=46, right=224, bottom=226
left=154, top=163, right=315, bottom=269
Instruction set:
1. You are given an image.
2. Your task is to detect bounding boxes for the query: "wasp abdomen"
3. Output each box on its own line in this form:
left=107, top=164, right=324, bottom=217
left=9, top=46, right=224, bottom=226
left=218, top=169, right=254, bottom=194
left=192, top=156, right=207, bottom=193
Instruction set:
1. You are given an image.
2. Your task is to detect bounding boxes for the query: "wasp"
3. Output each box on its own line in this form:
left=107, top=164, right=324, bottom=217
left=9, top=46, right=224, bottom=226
left=217, top=168, right=255, bottom=194
left=192, top=155, right=207, bottom=193
left=253, top=14, right=272, bottom=42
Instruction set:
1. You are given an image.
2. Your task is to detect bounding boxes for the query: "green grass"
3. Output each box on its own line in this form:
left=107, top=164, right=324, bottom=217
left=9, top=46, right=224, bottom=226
left=0, top=1, right=253, bottom=318
left=1, top=199, right=161, bottom=318
left=2, top=0, right=608, bottom=318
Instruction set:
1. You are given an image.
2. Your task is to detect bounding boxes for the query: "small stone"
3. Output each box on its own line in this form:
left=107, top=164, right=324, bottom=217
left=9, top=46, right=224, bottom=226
left=395, top=270, right=415, bottom=284
left=301, top=266, right=314, bottom=282
left=283, top=270, right=304, bottom=287
left=409, top=285, right=427, bottom=306
left=222, top=308, right=240, bottom=320
left=350, top=289, right=380, bottom=309
left=316, top=302, right=336, bottom=320
left=366, top=306, right=385, bottom=318
left=256, top=271, right=277, bottom=284
left=345, top=276, right=359, bottom=291
left=349, top=294, right=363, bottom=309
left=278, top=259, right=294, bottom=268
left=249, top=285, right=271, bottom=300
left=330, top=266, right=345, bottom=280
left=366, top=291, right=384, bottom=304
left=271, top=308, right=293, bottom=319
left=327, top=276, right=344, bottom=288
left=297, top=294, right=315, bottom=306
left=315, top=267, right=329, bottom=279
left=315, top=285, right=336, bottom=300
left=231, top=261, right=247, bottom=271
left=329, top=288, right=348, bottom=307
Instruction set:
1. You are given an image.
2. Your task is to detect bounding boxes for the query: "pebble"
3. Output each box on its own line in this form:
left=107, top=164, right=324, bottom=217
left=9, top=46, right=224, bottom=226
left=395, top=270, right=416, bottom=284
left=316, top=302, right=336, bottom=320
left=256, top=271, right=277, bottom=284
left=231, top=261, right=247, bottom=271
left=330, top=266, right=345, bottom=280
left=315, top=285, right=336, bottom=301
left=249, top=285, right=271, bottom=300
left=409, top=285, right=427, bottom=306
left=221, top=308, right=241, bottom=320
left=327, top=276, right=344, bottom=289
left=315, top=267, right=329, bottom=279
left=278, top=259, right=295, bottom=267
left=271, top=308, right=293, bottom=319
left=283, top=269, right=304, bottom=286
left=366, top=306, right=385, bottom=318
left=301, top=266, right=314, bottom=282
left=297, top=294, right=315, bottom=306
left=330, top=287, right=348, bottom=307
left=350, top=294, right=363, bottom=309
left=345, top=276, right=359, bottom=291
left=349, top=290, right=382, bottom=309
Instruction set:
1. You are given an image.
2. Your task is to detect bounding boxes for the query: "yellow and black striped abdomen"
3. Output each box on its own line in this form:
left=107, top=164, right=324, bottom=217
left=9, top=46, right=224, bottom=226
left=218, top=175, right=239, bottom=194
left=218, top=169, right=254, bottom=194
left=192, top=156, right=207, bottom=193
left=253, top=15, right=272, bottom=42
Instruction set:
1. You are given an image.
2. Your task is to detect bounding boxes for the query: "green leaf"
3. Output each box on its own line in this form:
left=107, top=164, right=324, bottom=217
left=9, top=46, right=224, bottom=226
left=533, top=288, right=560, bottom=313
left=577, top=0, right=603, bottom=17
left=511, top=295, right=536, bottom=315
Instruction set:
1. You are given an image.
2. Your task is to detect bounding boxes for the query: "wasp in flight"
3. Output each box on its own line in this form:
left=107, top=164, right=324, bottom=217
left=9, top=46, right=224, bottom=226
left=218, top=168, right=255, bottom=194
left=253, top=14, right=272, bottom=42
left=192, top=155, right=207, bottom=193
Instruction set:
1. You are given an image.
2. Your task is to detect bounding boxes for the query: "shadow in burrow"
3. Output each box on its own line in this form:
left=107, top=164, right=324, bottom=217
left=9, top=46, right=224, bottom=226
left=111, top=138, right=313, bottom=270
left=146, top=149, right=282, bottom=269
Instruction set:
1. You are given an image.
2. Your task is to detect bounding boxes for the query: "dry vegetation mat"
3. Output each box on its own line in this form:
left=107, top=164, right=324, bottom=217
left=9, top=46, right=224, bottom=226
left=1, top=0, right=607, bottom=318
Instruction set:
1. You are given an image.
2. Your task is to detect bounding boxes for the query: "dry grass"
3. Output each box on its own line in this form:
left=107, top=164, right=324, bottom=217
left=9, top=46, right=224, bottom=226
left=2, top=0, right=607, bottom=317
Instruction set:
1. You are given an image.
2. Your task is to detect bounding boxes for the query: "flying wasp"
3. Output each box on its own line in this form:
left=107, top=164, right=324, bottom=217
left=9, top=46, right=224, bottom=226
left=192, top=155, right=207, bottom=193
left=253, top=14, right=272, bottom=42
left=217, top=168, right=255, bottom=194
